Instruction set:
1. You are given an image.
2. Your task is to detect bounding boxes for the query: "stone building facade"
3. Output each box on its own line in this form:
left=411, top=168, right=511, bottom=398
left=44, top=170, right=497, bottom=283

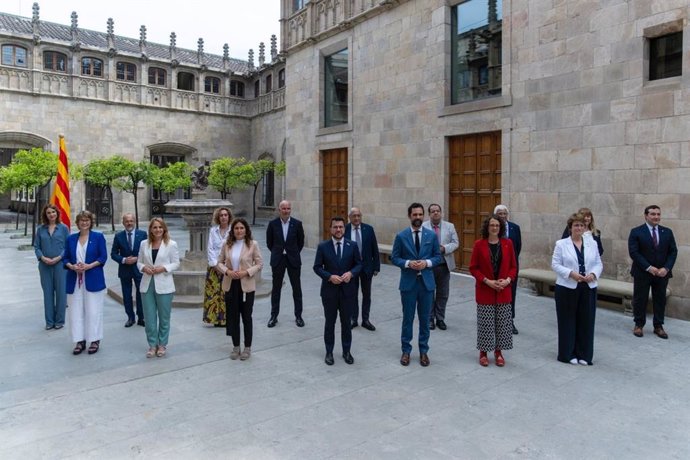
left=280, top=0, right=690, bottom=317
left=0, top=3, right=286, bottom=219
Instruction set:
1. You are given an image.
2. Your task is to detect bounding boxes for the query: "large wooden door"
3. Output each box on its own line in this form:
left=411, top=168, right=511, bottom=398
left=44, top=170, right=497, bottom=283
left=449, top=132, right=502, bottom=270
left=321, top=148, right=348, bottom=240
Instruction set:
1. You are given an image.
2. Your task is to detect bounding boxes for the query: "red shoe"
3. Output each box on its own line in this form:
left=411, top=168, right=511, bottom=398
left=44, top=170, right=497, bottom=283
left=494, top=350, right=505, bottom=367
left=479, top=351, right=489, bottom=367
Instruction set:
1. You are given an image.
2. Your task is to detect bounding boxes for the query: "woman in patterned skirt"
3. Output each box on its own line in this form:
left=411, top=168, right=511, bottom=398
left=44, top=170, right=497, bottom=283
left=469, top=215, right=517, bottom=367
left=203, top=207, right=233, bottom=326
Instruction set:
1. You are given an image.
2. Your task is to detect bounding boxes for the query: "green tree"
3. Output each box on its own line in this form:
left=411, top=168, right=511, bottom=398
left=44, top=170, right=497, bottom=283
left=114, top=159, right=157, bottom=228
left=143, top=161, right=193, bottom=215
left=208, top=157, right=251, bottom=199
left=244, top=159, right=286, bottom=225
left=83, top=156, right=130, bottom=231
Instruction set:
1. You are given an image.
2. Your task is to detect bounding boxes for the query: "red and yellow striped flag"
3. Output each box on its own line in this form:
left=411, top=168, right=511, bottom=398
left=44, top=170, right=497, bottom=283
left=50, top=135, right=71, bottom=229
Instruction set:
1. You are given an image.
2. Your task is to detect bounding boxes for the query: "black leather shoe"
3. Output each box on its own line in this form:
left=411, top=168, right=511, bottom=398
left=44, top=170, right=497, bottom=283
left=351, top=320, right=358, bottom=329
left=342, top=351, right=354, bottom=364
left=325, top=352, right=334, bottom=365
left=124, top=319, right=135, bottom=328
left=436, top=320, right=447, bottom=330
left=361, top=321, right=376, bottom=331
left=267, top=316, right=278, bottom=328
left=137, top=319, right=145, bottom=327
left=429, top=321, right=436, bottom=330
left=295, top=317, right=305, bottom=327
left=512, top=324, right=519, bottom=335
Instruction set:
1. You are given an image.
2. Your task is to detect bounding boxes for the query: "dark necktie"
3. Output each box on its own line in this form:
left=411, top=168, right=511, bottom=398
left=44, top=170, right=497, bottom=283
left=127, top=232, right=133, bottom=250
left=355, top=227, right=362, bottom=257
left=652, top=226, right=658, bottom=248
left=336, top=241, right=342, bottom=259
left=433, top=224, right=440, bottom=242
left=414, top=230, right=420, bottom=254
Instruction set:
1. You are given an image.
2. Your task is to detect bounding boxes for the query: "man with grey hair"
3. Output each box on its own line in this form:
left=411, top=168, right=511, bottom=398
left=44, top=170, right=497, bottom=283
left=494, top=204, right=522, bottom=334
left=111, top=213, right=147, bottom=327
left=345, top=207, right=380, bottom=331
left=422, top=203, right=459, bottom=330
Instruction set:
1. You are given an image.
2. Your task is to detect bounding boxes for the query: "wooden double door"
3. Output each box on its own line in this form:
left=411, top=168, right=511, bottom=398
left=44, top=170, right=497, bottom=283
left=321, top=148, right=348, bottom=240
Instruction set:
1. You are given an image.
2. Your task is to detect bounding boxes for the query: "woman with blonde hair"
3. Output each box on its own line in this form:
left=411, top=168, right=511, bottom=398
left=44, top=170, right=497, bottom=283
left=203, top=207, right=233, bottom=326
left=138, top=218, right=180, bottom=358
left=562, top=207, right=603, bottom=256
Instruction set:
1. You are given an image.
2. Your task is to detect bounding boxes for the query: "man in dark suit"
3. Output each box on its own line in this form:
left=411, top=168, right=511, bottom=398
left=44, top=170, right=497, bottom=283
left=628, top=205, right=678, bottom=339
left=391, top=203, right=443, bottom=367
left=266, top=200, right=306, bottom=328
left=110, top=213, right=147, bottom=327
left=345, top=207, right=380, bottom=331
left=495, top=204, right=522, bottom=335
left=313, top=216, right=362, bottom=365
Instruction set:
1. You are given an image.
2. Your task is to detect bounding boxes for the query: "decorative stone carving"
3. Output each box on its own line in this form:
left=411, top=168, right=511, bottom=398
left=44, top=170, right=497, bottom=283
left=270, top=35, right=277, bottom=60
left=197, top=38, right=204, bottom=64
left=259, top=42, right=265, bottom=66
left=248, top=49, right=254, bottom=71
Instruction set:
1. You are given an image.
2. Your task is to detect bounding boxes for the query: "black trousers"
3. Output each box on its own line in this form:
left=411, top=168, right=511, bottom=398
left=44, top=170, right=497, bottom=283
left=323, top=293, right=353, bottom=354
left=352, top=272, right=373, bottom=322
left=632, top=273, right=669, bottom=328
left=510, top=272, right=519, bottom=319
left=225, top=280, right=254, bottom=347
left=270, top=255, right=303, bottom=318
left=555, top=283, right=596, bottom=364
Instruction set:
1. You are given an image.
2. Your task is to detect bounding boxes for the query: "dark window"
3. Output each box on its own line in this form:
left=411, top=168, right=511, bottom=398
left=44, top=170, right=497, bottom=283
left=278, top=69, right=285, bottom=88
left=324, top=48, right=348, bottom=127
left=81, top=57, right=103, bottom=77
left=262, top=169, right=275, bottom=207
left=265, top=74, right=272, bottom=93
left=649, top=32, right=683, bottom=81
left=177, top=72, right=195, bottom=91
left=230, top=80, right=245, bottom=97
left=451, top=0, right=503, bottom=104
left=1, top=45, right=27, bottom=67
left=293, top=0, right=307, bottom=12
left=254, top=80, right=260, bottom=98
left=116, top=62, right=137, bottom=82
left=44, top=51, right=67, bottom=72
left=148, top=67, right=167, bottom=86
left=204, top=76, right=220, bottom=93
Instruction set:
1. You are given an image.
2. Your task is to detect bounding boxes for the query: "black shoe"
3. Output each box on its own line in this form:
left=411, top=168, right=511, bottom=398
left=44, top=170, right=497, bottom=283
left=125, top=319, right=135, bottom=328
left=512, top=324, right=519, bottom=335
left=54, top=324, right=64, bottom=330
left=351, top=320, right=358, bottom=329
left=429, top=321, right=436, bottom=330
left=325, top=352, right=334, bottom=365
left=436, top=320, right=447, bottom=330
left=342, top=351, right=354, bottom=364
left=267, top=316, right=278, bottom=328
left=361, top=321, right=376, bottom=331
left=45, top=325, right=55, bottom=330
left=137, top=319, right=145, bottom=327
left=295, top=317, right=305, bottom=327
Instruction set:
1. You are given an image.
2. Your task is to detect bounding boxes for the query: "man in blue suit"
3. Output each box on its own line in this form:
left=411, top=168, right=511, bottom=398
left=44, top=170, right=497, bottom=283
left=495, top=205, right=522, bottom=334
left=111, top=213, right=147, bottom=327
left=391, top=203, right=443, bottom=367
left=345, top=207, right=380, bottom=331
left=628, top=205, right=678, bottom=339
left=266, top=200, right=306, bottom=328
left=313, top=216, right=362, bottom=365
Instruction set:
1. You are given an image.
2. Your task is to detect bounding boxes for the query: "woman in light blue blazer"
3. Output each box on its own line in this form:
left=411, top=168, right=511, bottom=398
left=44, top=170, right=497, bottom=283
left=552, top=213, right=603, bottom=365
left=138, top=218, right=180, bottom=358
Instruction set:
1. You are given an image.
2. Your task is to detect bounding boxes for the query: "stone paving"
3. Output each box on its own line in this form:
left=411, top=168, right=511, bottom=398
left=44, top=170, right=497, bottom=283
left=1, top=217, right=689, bottom=459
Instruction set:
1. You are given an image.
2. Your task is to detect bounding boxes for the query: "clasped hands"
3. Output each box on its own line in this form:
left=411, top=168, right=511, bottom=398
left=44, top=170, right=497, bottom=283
left=69, top=261, right=96, bottom=273
left=142, top=264, right=165, bottom=275
left=649, top=267, right=668, bottom=277
left=225, top=269, right=247, bottom=280
left=41, top=255, right=61, bottom=266
left=569, top=272, right=596, bottom=283
left=485, top=278, right=511, bottom=291
left=409, top=260, right=428, bottom=271
left=329, top=271, right=353, bottom=284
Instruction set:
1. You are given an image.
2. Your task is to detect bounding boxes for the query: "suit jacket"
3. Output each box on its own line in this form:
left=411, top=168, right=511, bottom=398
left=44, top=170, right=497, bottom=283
left=111, top=229, right=147, bottom=279
left=507, top=221, right=523, bottom=264
left=137, top=239, right=180, bottom=294
left=266, top=217, right=305, bottom=268
left=551, top=237, right=603, bottom=289
left=469, top=238, right=518, bottom=304
left=344, top=222, right=380, bottom=275
left=313, top=238, right=362, bottom=299
left=63, top=231, right=108, bottom=294
left=422, top=219, right=460, bottom=270
left=217, top=240, right=263, bottom=293
left=628, top=224, right=677, bottom=278
left=391, top=227, right=443, bottom=292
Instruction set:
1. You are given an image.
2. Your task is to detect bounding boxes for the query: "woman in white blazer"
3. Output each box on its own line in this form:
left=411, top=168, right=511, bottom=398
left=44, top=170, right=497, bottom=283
left=217, top=218, right=263, bottom=360
left=551, top=213, right=603, bottom=365
left=138, top=218, right=180, bottom=358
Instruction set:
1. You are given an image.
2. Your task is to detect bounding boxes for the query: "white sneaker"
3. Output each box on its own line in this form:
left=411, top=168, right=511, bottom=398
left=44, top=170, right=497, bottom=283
left=578, top=359, right=588, bottom=366
left=569, top=358, right=578, bottom=365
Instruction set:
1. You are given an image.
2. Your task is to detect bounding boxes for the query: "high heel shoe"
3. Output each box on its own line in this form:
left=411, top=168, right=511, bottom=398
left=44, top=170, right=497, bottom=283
left=72, top=340, right=86, bottom=355
left=479, top=351, right=489, bottom=367
left=494, top=349, right=505, bottom=367
left=87, top=340, right=100, bottom=355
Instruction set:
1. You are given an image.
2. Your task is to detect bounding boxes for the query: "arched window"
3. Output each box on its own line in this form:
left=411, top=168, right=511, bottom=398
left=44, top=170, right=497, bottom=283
left=81, top=57, right=103, bottom=77
left=265, top=74, right=272, bottom=93
left=177, top=72, right=195, bottom=91
left=116, top=62, right=137, bottom=82
left=204, top=76, right=220, bottom=94
left=278, top=69, right=285, bottom=88
left=44, top=51, right=67, bottom=72
left=148, top=67, right=167, bottom=86
left=1, top=44, right=27, bottom=67
left=254, top=80, right=260, bottom=98
left=230, top=80, right=245, bottom=97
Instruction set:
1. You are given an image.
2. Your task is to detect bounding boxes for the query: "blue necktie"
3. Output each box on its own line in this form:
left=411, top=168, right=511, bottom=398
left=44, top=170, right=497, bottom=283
left=336, top=241, right=342, bottom=259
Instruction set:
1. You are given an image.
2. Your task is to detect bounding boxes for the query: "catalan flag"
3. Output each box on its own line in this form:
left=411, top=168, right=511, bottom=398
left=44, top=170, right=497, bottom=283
left=50, top=135, right=71, bottom=229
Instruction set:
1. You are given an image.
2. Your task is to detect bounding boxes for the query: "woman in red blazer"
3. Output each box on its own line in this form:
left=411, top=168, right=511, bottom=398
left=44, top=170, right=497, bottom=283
left=469, top=215, right=517, bottom=367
